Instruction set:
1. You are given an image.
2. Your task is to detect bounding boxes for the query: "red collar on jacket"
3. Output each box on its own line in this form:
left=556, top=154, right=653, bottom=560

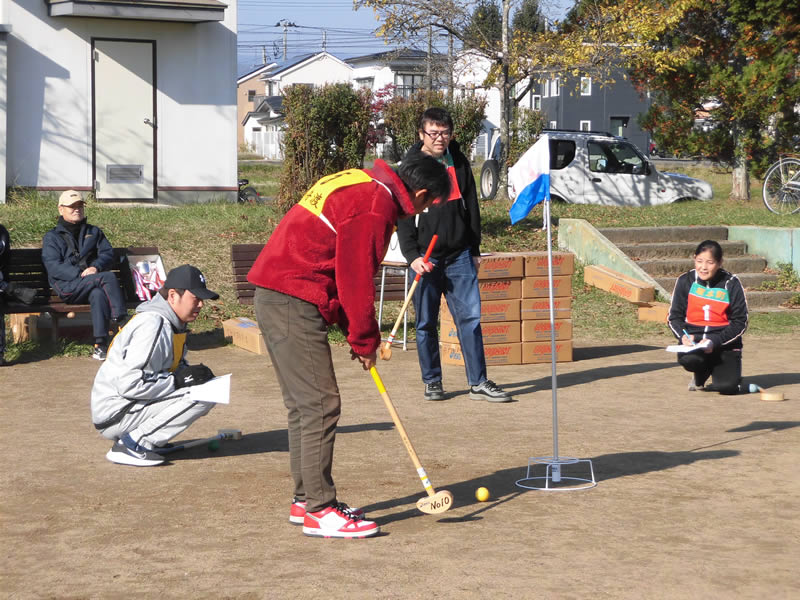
left=364, top=159, right=416, bottom=217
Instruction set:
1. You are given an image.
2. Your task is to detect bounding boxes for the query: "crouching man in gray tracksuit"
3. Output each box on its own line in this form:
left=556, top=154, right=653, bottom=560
left=91, top=264, right=220, bottom=467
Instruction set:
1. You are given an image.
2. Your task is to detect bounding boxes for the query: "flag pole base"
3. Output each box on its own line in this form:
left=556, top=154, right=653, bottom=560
left=515, top=456, right=597, bottom=491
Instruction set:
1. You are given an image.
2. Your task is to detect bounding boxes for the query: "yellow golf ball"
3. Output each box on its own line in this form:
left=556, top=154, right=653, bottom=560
left=475, top=486, right=490, bottom=502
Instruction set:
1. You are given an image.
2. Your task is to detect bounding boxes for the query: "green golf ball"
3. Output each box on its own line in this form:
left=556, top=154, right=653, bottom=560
left=208, top=439, right=221, bottom=452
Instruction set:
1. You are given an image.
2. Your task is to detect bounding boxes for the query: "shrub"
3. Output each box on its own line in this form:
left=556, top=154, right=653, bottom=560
left=381, top=91, right=487, bottom=159
left=278, top=83, right=372, bottom=212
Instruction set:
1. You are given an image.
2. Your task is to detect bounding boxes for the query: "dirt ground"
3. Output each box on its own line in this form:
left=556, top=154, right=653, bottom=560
left=2, top=333, right=798, bottom=599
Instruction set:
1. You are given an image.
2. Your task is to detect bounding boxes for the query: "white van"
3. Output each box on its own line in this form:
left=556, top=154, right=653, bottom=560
left=480, top=130, right=713, bottom=206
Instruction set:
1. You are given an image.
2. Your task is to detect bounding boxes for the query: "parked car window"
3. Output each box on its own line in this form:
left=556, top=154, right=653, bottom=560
left=549, top=140, right=575, bottom=170
left=588, top=140, right=644, bottom=174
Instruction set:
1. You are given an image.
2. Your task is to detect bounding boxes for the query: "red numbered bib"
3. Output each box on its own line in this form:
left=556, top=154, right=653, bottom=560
left=686, top=282, right=730, bottom=327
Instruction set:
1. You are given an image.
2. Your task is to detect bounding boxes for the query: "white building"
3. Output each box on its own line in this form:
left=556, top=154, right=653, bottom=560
left=1, top=0, right=238, bottom=204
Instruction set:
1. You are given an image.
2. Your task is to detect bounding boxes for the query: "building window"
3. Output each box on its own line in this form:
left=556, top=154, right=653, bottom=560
left=549, top=120, right=557, bottom=129
left=550, top=78, right=559, bottom=97
left=247, top=89, right=256, bottom=101
left=395, top=73, right=424, bottom=98
left=580, top=120, right=591, bottom=131
left=542, top=81, right=548, bottom=98
left=580, top=77, right=592, bottom=96
left=531, top=95, right=541, bottom=111
left=356, top=77, right=374, bottom=90
left=252, top=127, right=261, bottom=132
left=267, top=82, right=278, bottom=96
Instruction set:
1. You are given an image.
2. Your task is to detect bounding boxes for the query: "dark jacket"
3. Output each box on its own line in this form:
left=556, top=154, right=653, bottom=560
left=397, top=140, right=481, bottom=263
left=668, top=268, right=748, bottom=350
left=41, top=219, right=115, bottom=297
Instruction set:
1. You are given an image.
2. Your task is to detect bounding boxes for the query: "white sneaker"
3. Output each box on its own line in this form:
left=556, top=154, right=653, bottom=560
left=688, top=376, right=704, bottom=391
left=302, top=504, right=379, bottom=538
left=105, top=434, right=164, bottom=467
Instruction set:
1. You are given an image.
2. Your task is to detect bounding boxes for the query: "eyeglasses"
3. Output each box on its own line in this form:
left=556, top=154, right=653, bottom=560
left=423, top=130, right=452, bottom=140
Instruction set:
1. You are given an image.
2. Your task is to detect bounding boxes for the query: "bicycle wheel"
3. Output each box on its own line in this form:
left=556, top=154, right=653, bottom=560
left=239, top=186, right=260, bottom=204
left=762, top=157, right=800, bottom=215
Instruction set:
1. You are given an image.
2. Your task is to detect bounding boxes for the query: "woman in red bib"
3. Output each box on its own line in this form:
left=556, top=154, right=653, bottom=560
left=668, top=240, right=749, bottom=394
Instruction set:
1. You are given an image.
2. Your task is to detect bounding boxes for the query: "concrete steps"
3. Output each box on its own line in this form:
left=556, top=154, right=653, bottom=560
left=596, top=226, right=789, bottom=310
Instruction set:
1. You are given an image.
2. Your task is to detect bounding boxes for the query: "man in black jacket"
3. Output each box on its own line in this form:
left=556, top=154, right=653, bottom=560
left=41, top=191, right=127, bottom=360
left=397, top=107, right=511, bottom=403
left=1, top=224, right=37, bottom=366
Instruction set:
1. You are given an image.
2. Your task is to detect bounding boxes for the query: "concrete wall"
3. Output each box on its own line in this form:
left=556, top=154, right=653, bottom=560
left=0, top=24, right=8, bottom=204
left=557, top=218, right=671, bottom=301
left=728, top=226, right=800, bottom=275
left=4, top=1, right=237, bottom=203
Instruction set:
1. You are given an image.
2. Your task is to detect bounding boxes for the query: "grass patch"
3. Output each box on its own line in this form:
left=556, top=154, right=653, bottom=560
left=3, top=162, right=799, bottom=362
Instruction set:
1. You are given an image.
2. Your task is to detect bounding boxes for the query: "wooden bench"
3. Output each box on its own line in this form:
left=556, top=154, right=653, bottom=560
left=2, top=246, right=160, bottom=341
left=230, top=243, right=412, bottom=348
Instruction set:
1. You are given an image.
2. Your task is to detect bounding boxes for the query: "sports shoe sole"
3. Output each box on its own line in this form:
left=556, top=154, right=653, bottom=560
left=469, top=392, right=513, bottom=403
left=105, top=447, right=164, bottom=467
left=302, top=526, right=379, bottom=539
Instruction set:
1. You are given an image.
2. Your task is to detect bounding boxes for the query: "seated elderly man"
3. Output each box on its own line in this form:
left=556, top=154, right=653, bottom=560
left=41, top=190, right=128, bottom=360
left=91, top=264, right=219, bottom=467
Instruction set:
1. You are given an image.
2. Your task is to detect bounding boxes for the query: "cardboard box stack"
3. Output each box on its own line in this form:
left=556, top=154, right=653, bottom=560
left=441, top=251, right=574, bottom=366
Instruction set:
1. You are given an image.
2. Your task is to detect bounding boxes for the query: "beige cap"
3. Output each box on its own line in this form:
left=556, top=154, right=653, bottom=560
left=58, top=190, right=84, bottom=207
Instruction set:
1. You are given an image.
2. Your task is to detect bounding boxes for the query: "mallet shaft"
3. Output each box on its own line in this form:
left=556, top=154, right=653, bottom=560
left=383, top=234, right=437, bottom=349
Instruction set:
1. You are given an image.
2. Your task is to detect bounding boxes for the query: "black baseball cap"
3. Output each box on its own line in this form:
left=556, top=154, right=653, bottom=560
left=163, top=264, right=219, bottom=300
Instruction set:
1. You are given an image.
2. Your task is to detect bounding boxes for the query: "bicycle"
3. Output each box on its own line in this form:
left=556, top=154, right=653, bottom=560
left=238, top=178, right=261, bottom=204
left=762, top=155, right=800, bottom=215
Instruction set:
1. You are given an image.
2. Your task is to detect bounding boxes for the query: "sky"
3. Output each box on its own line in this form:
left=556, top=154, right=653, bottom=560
left=237, top=0, right=574, bottom=77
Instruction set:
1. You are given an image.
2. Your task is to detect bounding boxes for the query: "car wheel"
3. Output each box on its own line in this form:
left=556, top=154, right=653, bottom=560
left=480, top=160, right=499, bottom=200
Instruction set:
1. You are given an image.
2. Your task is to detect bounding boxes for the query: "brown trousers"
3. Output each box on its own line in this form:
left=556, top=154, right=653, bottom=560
left=254, top=287, right=341, bottom=513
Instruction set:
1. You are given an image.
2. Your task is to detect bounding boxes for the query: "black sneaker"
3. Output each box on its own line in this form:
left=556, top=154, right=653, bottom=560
left=470, top=380, right=512, bottom=403
left=105, top=434, right=165, bottom=467
left=424, top=381, right=446, bottom=401
left=92, top=345, right=107, bottom=361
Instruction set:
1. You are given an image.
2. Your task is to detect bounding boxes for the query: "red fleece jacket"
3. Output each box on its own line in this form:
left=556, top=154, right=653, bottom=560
left=247, top=160, right=416, bottom=355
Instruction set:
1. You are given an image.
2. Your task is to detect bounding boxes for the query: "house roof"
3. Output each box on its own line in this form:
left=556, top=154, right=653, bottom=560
left=242, top=96, right=284, bottom=125
left=264, top=52, right=351, bottom=79
left=237, top=63, right=277, bottom=85
left=346, top=48, right=427, bottom=64
left=46, top=0, right=227, bottom=22
left=346, top=48, right=432, bottom=72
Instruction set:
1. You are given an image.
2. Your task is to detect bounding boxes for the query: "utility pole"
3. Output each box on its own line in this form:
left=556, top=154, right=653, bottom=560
left=322, top=30, right=327, bottom=52
left=262, top=45, right=267, bottom=65
left=274, top=20, right=297, bottom=61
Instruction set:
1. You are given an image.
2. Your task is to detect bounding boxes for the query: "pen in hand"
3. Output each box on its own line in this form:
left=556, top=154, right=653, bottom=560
left=682, top=329, right=694, bottom=345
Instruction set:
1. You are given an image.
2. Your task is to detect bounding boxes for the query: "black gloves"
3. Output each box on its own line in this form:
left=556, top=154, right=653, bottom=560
left=5, top=282, right=37, bottom=305
left=174, top=363, right=215, bottom=388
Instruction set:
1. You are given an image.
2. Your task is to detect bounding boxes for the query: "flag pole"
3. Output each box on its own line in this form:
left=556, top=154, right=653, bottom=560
left=513, top=135, right=596, bottom=491
left=543, top=196, right=562, bottom=481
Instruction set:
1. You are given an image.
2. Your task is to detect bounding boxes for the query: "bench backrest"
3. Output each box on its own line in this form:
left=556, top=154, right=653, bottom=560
left=231, top=244, right=264, bottom=305
left=2, top=246, right=159, bottom=312
left=230, top=243, right=410, bottom=305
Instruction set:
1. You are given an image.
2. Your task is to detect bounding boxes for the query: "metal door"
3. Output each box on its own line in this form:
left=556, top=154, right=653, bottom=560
left=93, top=40, right=155, bottom=200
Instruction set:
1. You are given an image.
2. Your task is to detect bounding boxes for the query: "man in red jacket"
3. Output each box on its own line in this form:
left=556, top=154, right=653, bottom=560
left=248, top=154, right=450, bottom=539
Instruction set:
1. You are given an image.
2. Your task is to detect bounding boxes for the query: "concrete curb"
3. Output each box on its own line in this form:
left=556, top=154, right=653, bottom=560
left=557, top=218, right=671, bottom=302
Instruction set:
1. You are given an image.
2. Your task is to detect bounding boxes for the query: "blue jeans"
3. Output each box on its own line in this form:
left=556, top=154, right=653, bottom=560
left=413, top=248, right=487, bottom=387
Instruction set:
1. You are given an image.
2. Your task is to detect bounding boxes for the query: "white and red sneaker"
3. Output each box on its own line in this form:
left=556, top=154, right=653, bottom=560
left=290, top=499, right=365, bottom=525
left=302, top=504, right=379, bottom=538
